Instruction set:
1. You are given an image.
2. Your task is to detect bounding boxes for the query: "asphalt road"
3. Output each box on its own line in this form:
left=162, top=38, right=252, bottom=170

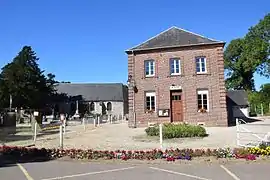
left=0, top=160, right=269, bottom=180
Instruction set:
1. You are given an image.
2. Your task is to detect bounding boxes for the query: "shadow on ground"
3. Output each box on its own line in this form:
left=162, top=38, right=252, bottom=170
left=228, top=116, right=262, bottom=127
left=0, top=127, right=59, bottom=144
left=0, top=154, right=52, bottom=168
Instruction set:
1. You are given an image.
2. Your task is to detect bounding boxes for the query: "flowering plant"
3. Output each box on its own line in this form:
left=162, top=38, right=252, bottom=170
left=1, top=146, right=269, bottom=162
left=198, top=107, right=207, bottom=113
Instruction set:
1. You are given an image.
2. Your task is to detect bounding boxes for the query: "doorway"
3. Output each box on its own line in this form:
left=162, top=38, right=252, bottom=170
left=170, top=90, right=183, bottom=122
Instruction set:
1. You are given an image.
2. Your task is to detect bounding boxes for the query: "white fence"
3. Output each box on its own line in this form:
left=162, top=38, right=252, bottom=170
left=236, top=118, right=270, bottom=147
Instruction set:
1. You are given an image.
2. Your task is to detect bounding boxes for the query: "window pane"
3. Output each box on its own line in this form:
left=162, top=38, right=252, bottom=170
left=171, top=67, right=175, bottom=74
left=151, top=96, right=155, bottom=110
left=175, top=67, right=179, bottom=73
left=175, top=60, right=179, bottom=67
left=203, top=99, right=208, bottom=107
left=201, top=58, right=206, bottom=72
left=201, top=58, right=205, bottom=63
left=150, top=61, right=154, bottom=75
left=170, top=60, right=174, bottom=74
left=197, top=94, right=202, bottom=101
left=146, top=96, right=150, bottom=110
left=203, top=94, right=207, bottom=100
left=196, top=58, right=200, bottom=63
left=201, top=66, right=205, bottom=72
left=203, top=104, right=208, bottom=110
left=196, top=62, right=201, bottom=72
left=198, top=94, right=202, bottom=109
left=145, top=69, right=149, bottom=75
left=145, top=62, right=149, bottom=75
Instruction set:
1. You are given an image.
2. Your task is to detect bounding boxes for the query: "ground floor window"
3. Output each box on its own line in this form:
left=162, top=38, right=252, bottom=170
left=197, top=90, right=209, bottom=112
left=145, top=92, right=156, bottom=112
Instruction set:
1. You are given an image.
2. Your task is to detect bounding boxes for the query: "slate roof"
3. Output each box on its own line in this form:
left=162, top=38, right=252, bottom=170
left=56, top=83, right=127, bottom=102
left=126, top=26, right=225, bottom=53
left=226, top=90, right=249, bottom=106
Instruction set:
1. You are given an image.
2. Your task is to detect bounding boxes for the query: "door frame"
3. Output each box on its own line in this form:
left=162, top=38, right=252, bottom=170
left=170, top=90, right=183, bottom=123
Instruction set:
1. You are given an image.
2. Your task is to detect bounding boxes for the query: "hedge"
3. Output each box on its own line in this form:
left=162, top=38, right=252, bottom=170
left=145, top=123, right=207, bottom=139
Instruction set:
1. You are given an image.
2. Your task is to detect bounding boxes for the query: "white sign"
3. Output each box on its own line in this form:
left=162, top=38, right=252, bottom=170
left=169, top=85, right=182, bottom=90
left=33, top=111, right=39, bottom=116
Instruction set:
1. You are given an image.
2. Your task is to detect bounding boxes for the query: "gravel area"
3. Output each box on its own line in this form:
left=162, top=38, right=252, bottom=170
left=2, top=117, right=270, bottom=150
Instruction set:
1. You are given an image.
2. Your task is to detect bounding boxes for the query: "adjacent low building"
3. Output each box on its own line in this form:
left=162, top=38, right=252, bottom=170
left=226, top=90, right=250, bottom=125
left=56, top=83, right=128, bottom=119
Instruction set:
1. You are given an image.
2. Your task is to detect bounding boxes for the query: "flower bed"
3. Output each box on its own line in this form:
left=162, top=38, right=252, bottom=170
left=0, top=146, right=270, bottom=162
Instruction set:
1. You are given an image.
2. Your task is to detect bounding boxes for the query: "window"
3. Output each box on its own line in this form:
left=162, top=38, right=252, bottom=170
left=107, top=102, right=112, bottom=111
left=145, top=92, right=156, bottom=111
left=170, top=58, right=181, bottom=75
left=89, top=102, right=95, bottom=111
left=197, top=90, right=209, bottom=111
left=172, top=95, right=181, bottom=100
left=144, top=60, right=155, bottom=77
left=196, top=57, right=207, bottom=73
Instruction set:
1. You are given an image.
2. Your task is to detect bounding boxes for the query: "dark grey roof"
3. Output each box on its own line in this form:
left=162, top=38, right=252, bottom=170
left=226, top=90, right=249, bottom=106
left=56, top=83, right=126, bottom=102
left=126, top=26, right=224, bottom=53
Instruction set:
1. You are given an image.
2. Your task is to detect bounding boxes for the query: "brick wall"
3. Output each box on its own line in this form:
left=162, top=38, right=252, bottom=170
left=127, top=44, right=228, bottom=127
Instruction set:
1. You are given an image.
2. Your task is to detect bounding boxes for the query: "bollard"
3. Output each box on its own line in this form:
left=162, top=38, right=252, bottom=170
left=93, top=116, right=96, bottom=127
left=63, top=119, right=66, bottom=134
left=83, top=118, right=86, bottom=131
left=59, top=124, right=63, bottom=149
left=97, top=116, right=100, bottom=126
left=33, top=122, right=37, bottom=144
left=236, top=118, right=240, bottom=146
left=159, top=123, right=163, bottom=149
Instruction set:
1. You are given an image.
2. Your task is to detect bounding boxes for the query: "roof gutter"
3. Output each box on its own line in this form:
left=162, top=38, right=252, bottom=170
left=125, top=41, right=226, bottom=54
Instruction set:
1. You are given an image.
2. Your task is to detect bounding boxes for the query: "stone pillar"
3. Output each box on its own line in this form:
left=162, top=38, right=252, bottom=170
left=217, top=46, right=228, bottom=126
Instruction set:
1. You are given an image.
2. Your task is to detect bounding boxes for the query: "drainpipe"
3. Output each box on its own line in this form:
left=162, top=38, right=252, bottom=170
left=132, top=50, right=137, bottom=128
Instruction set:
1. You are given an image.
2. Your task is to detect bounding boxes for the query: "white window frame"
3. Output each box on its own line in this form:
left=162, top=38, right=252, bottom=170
left=196, top=57, right=207, bottom=74
left=145, top=92, right=156, bottom=111
left=197, top=90, right=209, bottom=112
left=145, top=60, right=155, bottom=77
left=170, top=58, right=181, bottom=75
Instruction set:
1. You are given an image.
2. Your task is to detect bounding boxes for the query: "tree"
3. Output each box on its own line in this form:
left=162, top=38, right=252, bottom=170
left=260, top=83, right=270, bottom=103
left=0, top=46, right=57, bottom=109
left=224, top=13, right=270, bottom=91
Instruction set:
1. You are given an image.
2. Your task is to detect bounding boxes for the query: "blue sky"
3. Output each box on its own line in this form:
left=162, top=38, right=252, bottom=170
left=0, top=0, right=269, bottom=90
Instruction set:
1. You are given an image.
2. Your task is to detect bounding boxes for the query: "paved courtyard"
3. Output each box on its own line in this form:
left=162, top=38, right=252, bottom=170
left=2, top=117, right=270, bottom=150
left=0, top=160, right=270, bottom=180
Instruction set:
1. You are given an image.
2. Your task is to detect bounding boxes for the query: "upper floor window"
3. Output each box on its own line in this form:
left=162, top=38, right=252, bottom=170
left=144, top=60, right=155, bottom=77
left=145, top=92, right=156, bottom=112
left=196, top=57, right=207, bottom=73
left=170, top=58, right=181, bottom=75
left=197, top=90, right=209, bottom=112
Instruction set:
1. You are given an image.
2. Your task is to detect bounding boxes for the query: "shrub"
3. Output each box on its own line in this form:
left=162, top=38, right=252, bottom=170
left=145, top=123, right=207, bottom=139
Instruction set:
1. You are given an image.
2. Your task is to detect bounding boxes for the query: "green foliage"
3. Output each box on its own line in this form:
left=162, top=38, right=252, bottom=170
left=225, top=13, right=270, bottom=91
left=248, top=83, right=270, bottom=115
left=145, top=123, right=207, bottom=139
left=0, top=46, right=58, bottom=109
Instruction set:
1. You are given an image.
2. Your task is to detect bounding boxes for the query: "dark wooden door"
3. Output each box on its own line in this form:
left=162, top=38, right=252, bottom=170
left=171, top=91, right=183, bottom=122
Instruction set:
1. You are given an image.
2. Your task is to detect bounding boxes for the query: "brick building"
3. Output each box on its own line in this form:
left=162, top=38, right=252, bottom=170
left=126, top=26, right=228, bottom=128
